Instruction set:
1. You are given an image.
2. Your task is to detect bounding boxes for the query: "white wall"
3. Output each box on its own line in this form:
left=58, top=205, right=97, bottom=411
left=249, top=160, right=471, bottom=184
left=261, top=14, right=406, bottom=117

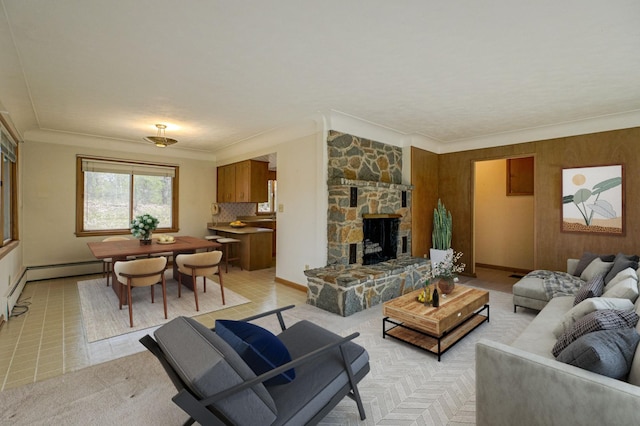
left=474, top=159, right=534, bottom=270
left=21, top=139, right=217, bottom=279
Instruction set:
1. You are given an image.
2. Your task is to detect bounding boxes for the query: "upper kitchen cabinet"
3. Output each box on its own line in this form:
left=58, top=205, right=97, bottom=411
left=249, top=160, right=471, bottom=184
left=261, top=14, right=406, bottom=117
left=217, top=160, right=269, bottom=203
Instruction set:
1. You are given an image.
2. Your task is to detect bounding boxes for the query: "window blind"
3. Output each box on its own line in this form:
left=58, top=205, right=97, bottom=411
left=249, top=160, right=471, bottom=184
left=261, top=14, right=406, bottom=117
left=1, top=129, right=17, bottom=163
left=81, top=159, right=176, bottom=177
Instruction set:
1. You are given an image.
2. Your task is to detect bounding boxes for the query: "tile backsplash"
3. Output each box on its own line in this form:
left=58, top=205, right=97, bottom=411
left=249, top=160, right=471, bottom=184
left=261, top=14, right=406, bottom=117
left=214, top=203, right=257, bottom=223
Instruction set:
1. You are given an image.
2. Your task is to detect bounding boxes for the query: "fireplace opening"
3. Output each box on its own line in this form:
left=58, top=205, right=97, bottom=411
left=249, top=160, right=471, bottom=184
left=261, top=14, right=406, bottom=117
left=363, top=216, right=399, bottom=265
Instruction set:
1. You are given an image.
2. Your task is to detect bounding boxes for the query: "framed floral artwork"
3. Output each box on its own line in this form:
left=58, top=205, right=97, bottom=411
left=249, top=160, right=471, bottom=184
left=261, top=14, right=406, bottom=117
left=561, top=164, right=623, bottom=235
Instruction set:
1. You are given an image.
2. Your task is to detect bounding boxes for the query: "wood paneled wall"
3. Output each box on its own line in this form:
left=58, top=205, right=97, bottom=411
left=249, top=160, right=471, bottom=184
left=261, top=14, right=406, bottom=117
left=413, top=127, right=640, bottom=273
left=410, top=147, right=439, bottom=258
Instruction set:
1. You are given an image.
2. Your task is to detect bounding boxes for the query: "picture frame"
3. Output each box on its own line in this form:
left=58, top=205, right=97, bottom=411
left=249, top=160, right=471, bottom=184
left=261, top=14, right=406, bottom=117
left=561, top=164, right=623, bottom=235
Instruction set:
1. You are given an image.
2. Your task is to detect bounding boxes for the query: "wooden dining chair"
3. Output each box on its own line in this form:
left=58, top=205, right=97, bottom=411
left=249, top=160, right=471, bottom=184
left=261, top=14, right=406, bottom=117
left=175, top=251, right=224, bottom=311
left=102, top=236, right=130, bottom=287
left=113, top=257, right=168, bottom=327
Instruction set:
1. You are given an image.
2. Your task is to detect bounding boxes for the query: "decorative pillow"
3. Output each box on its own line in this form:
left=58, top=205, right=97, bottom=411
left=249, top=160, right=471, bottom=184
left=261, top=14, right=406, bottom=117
left=604, top=253, right=640, bottom=284
left=552, top=309, right=639, bottom=357
left=604, top=267, right=638, bottom=293
left=556, top=328, right=640, bottom=379
left=602, top=277, right=640, bottom=303
left=580, top=258, right=614, bottom=282
left=552, top=297, right=635, bottom=338
left=215, top=319, right=295, bottom=386
left=573, top=273, right=605, bottom=306
left=573, top=252, right=615, bottom=277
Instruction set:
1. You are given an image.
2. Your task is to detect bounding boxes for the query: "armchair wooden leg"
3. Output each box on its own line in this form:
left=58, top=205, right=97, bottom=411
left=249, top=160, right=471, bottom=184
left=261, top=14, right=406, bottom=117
left=127, top=280, right=134, bottom=328
left=192, top=270, right=199, bottom=311
left=177, top=273, right=182, bottom=298
left=218, top=270, right=225, bottom=305
left=151, top=285, right=155, bottom=303
left=161, top=276, right=167, bottom=319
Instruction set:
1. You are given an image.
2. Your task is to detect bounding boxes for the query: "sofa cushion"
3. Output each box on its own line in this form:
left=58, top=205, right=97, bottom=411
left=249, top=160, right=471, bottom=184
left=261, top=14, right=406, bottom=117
left=573, top=252, right=615, bottom=277
left=573, top=273, right=605, bottom=306
left=604, top=267, right=638, bottom=293
left=215, top=319, right=295, bottom=386
left=154, top=316, right=277, bottom=425
left=604, top=253, right=640, bottom=284
left=553, top=297, right=635, bottom=338
left=552, top=309, right=639, bottom=357
left=580, top=258, right=614, bottom=282
left=556, top=328, right=640, bottom=380
left=602, top=277, right=639, bottom=303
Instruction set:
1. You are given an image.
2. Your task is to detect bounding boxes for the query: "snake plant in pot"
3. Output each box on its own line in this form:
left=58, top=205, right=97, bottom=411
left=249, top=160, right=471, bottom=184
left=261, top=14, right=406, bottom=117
left=430, top=199, right=453, bottom=268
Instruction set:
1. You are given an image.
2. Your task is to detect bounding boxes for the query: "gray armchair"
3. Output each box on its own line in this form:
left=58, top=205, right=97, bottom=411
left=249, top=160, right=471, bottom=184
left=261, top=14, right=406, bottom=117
left=139, top=305, right=370, bottom=425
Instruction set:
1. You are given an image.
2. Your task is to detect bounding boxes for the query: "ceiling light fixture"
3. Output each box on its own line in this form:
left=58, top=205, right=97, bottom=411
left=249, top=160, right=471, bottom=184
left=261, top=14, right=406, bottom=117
left=144, top=124, right=178, bottom=148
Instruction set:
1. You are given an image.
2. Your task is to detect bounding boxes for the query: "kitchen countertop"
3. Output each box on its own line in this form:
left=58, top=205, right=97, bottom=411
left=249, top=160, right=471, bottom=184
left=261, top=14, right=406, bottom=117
left=208, top=225, right=273, bottom=234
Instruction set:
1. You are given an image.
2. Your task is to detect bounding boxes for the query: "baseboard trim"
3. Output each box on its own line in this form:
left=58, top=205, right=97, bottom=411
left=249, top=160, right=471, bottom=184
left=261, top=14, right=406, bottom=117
left=475, top=263, right=531, bottom=274
left=275, top=276, right=307, bottom=292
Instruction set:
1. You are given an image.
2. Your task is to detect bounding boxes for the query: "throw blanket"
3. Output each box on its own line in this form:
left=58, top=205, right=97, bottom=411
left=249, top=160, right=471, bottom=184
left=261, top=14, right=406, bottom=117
left=525, top=270, right=585, bottom=299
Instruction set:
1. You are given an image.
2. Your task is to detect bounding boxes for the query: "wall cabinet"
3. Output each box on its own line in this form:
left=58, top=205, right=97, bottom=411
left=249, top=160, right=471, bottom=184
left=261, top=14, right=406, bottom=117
left=217, top=160, right=269, bottom=203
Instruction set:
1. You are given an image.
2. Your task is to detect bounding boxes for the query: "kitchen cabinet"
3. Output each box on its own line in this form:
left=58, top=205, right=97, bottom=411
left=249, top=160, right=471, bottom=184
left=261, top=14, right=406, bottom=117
left=217, top=164, right=236, bottom=202
left=217, top=160, right=269, bottom=203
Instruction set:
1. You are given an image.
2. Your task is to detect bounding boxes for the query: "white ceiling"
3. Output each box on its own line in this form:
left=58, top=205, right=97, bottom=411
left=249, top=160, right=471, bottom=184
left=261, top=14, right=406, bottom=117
left=1, top=0, right=639, bottom=153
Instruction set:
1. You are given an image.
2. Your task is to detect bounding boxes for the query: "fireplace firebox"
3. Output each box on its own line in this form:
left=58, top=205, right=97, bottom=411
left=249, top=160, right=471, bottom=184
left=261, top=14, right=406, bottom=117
left=362, top=214, right=400, bottom=265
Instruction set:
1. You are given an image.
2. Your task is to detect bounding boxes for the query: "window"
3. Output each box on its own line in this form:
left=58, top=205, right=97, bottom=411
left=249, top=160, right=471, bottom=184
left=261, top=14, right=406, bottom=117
left=257, top=179, right=277, bottom=213
left=76, top=156, right=179, bottom=236
left=0, top=124, right=17, bottom=245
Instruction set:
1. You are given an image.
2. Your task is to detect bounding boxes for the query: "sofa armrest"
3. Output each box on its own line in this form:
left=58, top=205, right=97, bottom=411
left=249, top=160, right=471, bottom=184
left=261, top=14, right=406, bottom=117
left=476, top=339, right=640, bottom=426
left=567, top=258, right=579, bottom=275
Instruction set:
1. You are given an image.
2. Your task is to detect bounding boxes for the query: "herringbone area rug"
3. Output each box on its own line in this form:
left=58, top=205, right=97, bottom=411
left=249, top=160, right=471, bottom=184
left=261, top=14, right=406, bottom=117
left=0, top=285, right=535, bottom=425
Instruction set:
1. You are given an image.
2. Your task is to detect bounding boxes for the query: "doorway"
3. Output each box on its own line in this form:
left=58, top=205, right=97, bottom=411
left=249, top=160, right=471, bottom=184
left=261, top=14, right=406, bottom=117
left=473, top=157, right=535, bottom=273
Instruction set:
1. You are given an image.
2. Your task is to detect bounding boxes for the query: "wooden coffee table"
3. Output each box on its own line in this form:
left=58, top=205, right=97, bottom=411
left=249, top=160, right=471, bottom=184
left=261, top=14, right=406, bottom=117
left=383, top=284, right=489, bottom=361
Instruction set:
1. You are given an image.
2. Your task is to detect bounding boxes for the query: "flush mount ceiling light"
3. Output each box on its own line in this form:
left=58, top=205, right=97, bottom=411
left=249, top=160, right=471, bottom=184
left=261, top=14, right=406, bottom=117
left=144, top=124, right=178, bottom=148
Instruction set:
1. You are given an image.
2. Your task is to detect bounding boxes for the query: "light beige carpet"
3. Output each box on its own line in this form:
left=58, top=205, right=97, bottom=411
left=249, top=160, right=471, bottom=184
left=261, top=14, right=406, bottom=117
left=78, top=271, right=250, bottom=342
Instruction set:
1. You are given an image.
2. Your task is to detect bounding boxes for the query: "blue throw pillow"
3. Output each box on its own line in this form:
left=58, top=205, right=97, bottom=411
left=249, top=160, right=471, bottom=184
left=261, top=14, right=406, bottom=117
left=215, top=320, right=295, bottom=386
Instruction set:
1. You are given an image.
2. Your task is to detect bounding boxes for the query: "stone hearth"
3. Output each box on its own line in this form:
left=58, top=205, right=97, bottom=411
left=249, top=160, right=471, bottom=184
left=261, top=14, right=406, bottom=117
left=305, top=258, right=428, bottom=317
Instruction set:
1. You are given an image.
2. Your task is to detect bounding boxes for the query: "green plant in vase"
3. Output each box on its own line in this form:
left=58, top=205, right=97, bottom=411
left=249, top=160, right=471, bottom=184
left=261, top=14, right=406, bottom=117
left=430, top=198, right=453, bottom=268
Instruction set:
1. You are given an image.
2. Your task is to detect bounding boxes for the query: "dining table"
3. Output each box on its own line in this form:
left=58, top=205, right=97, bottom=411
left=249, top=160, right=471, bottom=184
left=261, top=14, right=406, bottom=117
left=87, top=236, right=221, bottom=305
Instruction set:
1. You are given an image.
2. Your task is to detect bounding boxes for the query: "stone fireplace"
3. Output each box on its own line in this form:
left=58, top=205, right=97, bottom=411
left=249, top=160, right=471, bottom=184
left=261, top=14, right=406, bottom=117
left=305, top=131, right=427, bottom=316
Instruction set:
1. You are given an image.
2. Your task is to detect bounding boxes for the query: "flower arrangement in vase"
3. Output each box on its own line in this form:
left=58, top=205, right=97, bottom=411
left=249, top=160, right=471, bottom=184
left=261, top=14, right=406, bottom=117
left=130, top=213, right=159, bottom=244
left=426, top=250, right=465, bottom=295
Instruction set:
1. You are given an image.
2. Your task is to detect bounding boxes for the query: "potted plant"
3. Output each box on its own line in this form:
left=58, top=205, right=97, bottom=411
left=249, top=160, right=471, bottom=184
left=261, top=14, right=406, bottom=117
left=130, top=213, right=159, bottom=245
left=430, top=198, right=452, bottom=267
left=426, top=250, right=465, bottom=295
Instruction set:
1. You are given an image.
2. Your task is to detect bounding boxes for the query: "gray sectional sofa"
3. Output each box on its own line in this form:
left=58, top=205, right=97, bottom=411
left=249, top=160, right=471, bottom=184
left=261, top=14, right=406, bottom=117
left=477, top=256, right=640, bottom=425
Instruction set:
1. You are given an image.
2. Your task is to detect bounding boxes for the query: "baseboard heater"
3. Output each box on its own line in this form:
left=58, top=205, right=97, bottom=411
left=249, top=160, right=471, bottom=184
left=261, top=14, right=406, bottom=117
left=4, top=260, right=103, bottom=319
left=4, top=267, right=27, bottom=320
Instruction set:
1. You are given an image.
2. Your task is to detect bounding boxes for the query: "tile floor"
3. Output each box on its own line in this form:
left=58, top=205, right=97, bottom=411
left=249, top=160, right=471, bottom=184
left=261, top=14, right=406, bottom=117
left=0, top=265, right=520, bottom=392
left=0, top=267, right=306, bottom=391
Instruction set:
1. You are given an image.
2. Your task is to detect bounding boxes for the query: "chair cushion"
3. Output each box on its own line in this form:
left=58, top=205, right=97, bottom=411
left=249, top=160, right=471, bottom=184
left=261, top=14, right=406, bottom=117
left=270, top=320, right=370, bottom=426
left=556, top=328, right=640, bottom=379
left=154, top=316, right=277, bottom=426
left=215, top=319, right=295, bottom=386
